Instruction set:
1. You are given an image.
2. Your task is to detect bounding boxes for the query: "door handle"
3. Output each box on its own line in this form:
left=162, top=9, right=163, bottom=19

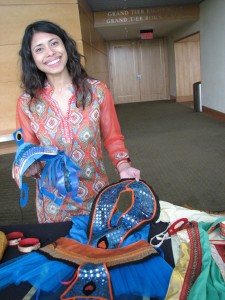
left=136, top=74, right=141, bottom=80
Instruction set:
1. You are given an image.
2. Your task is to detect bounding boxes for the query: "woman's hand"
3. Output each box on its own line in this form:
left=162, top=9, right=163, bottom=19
left=24, top=162, right=41, bottom=179
left=117, top=162, right=140, bottom=181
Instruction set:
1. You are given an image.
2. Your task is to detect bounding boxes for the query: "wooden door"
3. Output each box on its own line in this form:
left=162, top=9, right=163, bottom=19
left=138, top=39, right=169, bottom=101
left=108, top=39, right=169, bottom=104
left=108, top=41, right=140, bottom=104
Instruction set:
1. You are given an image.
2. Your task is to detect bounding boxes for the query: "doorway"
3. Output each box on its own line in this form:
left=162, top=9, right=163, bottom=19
left=108, top=39, right=169, bottom=104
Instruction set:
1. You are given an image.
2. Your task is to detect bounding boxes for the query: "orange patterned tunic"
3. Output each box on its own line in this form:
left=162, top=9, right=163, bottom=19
left=16, top=79, right=130, bottom=223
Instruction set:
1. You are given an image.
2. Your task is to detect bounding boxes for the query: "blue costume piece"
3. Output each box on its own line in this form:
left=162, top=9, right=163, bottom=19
left=88, top=179, right=158, bottom=248
left=0, top=179, right=173, bottom=299
left=12, top=128, right=82, bottom=207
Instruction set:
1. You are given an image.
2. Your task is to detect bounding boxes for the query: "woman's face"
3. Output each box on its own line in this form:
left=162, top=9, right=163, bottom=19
left=31, top=31, right=68, bottom=76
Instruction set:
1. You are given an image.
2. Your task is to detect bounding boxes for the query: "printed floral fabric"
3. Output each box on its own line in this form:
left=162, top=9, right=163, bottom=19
left=16, top=79, right=130, bottom=223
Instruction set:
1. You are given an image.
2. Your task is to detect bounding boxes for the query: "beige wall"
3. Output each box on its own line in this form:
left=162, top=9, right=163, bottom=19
left=0, top=0, right=83, bottom=133
left=200, top=0, right=225, bottom=114
left=78, top=0, right=109, bottom=85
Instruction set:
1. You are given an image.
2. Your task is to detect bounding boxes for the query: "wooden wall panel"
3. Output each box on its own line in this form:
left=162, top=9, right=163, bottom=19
left=82, top=42, right=108, bottom=82
left=0, top=141, right=17, bottom=155
left=0, top=45, right=21, bottom=82
left=0, top=0, right=76, bottom=4
left=78, top=0, right=92, bottom=45
left=92, top=47, right=108, bottom=74
left=89, top=27, right=107, bottom=55
left=78, top=0, right=109, bottom=85
left=82, top=42, right=92, bottom=70
left=174, top=34, right=201, bottom=102
left=83, top=42, right=108, bottom=84
left=0, top=4, right=81, bottom=46
left=0, top=82, right=21, bottom=131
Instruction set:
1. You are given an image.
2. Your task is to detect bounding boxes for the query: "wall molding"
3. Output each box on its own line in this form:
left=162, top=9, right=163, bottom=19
left=176, top=96, right=193, bottom=102
left=202, top=105, right=225, bottom=122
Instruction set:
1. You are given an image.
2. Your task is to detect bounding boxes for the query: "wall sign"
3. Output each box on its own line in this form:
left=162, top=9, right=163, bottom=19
left=94, top=5, right=199, bottom=27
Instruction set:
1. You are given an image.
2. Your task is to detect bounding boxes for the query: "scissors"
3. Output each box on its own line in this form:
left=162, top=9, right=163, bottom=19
left=150, top=218, right=189, bottom=247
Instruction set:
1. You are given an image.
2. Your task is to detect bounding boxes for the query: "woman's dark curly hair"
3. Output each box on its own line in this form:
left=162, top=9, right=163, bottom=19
left=19, top=20, right=91, bottom=108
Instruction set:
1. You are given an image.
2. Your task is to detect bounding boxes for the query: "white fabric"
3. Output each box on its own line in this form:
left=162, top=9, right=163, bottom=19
left=157, top=201, right=225, bottom=263
left=159, top=200, right=223, bottom=224
left=210, top=243, right=225, bottom=281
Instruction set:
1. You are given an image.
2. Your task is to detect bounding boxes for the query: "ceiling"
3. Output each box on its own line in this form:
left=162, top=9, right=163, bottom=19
left=85, top=0, right=204, bottom=40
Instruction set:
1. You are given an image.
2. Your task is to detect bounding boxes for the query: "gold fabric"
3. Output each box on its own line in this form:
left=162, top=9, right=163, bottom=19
left=165, top=242, right=191, bottom=300
left=0, top=231, right=7, bottom=261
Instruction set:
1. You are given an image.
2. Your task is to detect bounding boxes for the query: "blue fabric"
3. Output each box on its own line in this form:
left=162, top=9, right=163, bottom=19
left=110, top=256, right=172, bottom=299
left=0, top=252, right=74, bottom=292
left=14, top=142, right=58, bottom=188
left=68, top=214, right=172, bottom=299
left=0, top=241, right=171, bottom=299
left=13, top=141, right=59, bottom=207
left=69, top=214, right=150, bottom=247
left=0, top=180, right=172, bottom=299
left=39, top=151, right=82, bottom=206
left=20, top=182, right=29, bottom=207
left=0, top=215, right=172, bottom=298
left=12, top=130, right=82, bottom=208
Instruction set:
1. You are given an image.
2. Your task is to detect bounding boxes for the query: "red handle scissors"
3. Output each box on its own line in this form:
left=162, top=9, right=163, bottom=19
left=167, top=218, right=189, bottom=236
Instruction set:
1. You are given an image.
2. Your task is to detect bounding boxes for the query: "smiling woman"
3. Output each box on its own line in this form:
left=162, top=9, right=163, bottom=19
left=16, top=20, right=141, bottom=224
left=31, top=33, right=68, bottom=76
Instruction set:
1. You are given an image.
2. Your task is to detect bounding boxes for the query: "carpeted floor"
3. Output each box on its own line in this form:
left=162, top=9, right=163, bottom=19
left=0, top=100, right=224, bottom=225
left=105, top=101, right=225, bottom=211
left=0, top=157, right=38, bottom=225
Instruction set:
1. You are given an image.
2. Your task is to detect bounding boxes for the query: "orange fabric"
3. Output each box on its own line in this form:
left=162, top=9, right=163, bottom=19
left=40, top=237, right=157, bottom=267
left=15, top=80, right=130, bottom=222
left=100, top=88, right=129, bottom=167
left=16, top=95, right=39, bottom=145
left=16, top=82, right=129, bottom=166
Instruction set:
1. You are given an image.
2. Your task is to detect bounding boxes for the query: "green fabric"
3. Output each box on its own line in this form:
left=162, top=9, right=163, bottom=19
left=188, top=218, right=225, bottom=300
